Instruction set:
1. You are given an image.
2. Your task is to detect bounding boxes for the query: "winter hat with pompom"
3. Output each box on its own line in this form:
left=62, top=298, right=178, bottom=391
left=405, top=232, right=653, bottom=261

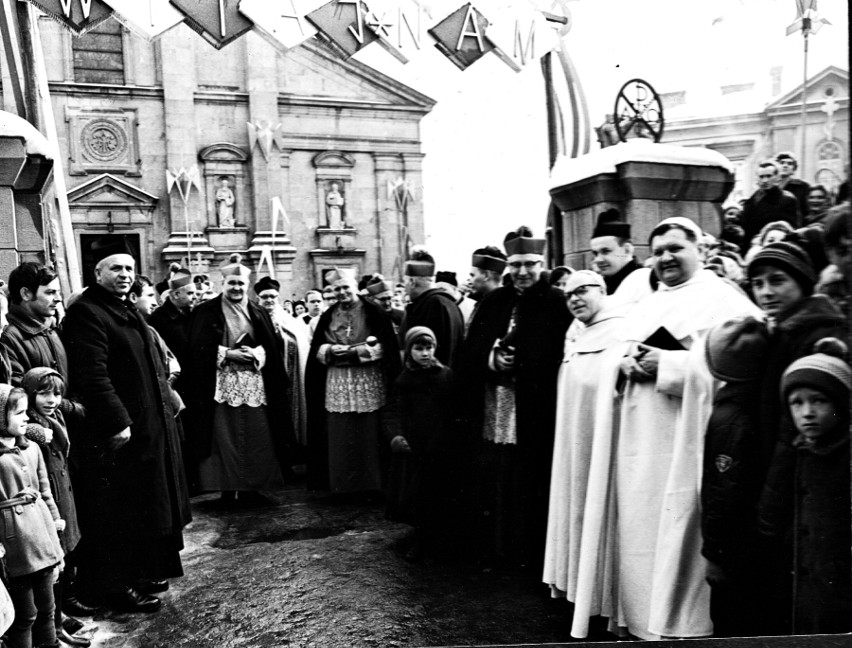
left=781, top=337, right=852, bottom=407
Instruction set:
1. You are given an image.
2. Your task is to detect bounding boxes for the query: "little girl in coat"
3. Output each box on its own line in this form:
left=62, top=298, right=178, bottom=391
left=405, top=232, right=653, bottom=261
left=0, top=383, right=65, bottom=648
left=22, top=368, right=89, bottom=646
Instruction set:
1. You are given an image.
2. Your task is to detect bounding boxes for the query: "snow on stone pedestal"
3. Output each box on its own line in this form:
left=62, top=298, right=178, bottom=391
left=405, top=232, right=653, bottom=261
left=548, top=139, right=735, bottom=268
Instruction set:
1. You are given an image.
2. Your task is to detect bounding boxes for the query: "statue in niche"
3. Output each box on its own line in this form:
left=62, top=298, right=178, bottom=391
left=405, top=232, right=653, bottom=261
left=325, top=181, right=346, bottom=228
left=216, top=177, right=236, bottom=228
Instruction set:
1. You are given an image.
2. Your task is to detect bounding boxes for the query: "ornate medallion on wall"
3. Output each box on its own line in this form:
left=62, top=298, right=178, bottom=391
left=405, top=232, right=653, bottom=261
left=66, top=108, right=142, bottom=176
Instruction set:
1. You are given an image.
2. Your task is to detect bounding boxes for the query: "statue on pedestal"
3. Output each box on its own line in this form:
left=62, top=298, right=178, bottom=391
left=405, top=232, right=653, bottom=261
left=325, top=182, right=346, bottom=228
left=216, top=177, right=236, bottom=228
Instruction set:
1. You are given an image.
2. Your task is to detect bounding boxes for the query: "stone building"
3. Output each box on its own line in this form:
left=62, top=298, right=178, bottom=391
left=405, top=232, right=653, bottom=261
left=7, top=18, right=434, bottom=296
left=661, top=66, right=849, bottom=205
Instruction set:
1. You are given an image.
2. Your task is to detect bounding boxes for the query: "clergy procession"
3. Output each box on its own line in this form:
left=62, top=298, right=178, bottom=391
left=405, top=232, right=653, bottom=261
left=0, top=199, right=850, bottom=646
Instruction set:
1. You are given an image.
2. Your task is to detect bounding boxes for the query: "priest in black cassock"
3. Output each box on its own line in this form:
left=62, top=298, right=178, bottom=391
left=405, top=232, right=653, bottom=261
left=462, top=226, right=571, bottom=569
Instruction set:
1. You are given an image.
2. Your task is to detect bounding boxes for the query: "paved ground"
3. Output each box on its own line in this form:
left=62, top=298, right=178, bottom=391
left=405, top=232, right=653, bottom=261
left=79, top=483, right=590, bottom=648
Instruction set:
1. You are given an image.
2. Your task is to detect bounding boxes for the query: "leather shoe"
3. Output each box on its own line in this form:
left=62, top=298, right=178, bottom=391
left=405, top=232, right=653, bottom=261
left=103, top=586, right=161, bottom=613
left=58, top=627, right=92, bottom=647
left=63, top=596, right=102, bottom=617
left=134, top=579, right=169, bottom=595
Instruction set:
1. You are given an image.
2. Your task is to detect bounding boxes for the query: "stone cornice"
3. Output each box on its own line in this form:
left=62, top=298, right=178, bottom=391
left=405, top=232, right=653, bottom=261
left=48, top=82, right=164, bottom=100
left=278, top=134, right=423, bottom=154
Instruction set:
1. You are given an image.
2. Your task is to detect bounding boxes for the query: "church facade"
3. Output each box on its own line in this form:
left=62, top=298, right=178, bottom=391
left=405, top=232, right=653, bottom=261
left=661, top=66, right=848, bottom=206
left=31, top=18, right=434, bottom=296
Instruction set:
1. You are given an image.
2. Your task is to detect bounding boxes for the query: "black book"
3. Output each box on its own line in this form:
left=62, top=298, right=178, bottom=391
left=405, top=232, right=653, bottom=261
left=642, top=326, right=684, bottom=351
left=235, top=332, right=255, bottom=348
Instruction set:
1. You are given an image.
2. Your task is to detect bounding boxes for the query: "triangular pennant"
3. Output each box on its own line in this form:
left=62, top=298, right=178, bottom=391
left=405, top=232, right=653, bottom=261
left=256, top=245, right=276, bottom=279
left=104, top=0, right=184, bottom=41
left=271, top=196, right=290, bottom=234
left=306, top=0, right=378, bottom=59
left=169, top=0, right=253, bottom=49
left=24, top=0, right=114, bottom=37
left=429, top=3, right=495, bottom=71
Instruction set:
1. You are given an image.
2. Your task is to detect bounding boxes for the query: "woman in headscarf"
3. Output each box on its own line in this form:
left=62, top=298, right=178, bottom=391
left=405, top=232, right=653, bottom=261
left=185, top=255, right=294, bottom=505
left=305, top=269, right=399, bottom=494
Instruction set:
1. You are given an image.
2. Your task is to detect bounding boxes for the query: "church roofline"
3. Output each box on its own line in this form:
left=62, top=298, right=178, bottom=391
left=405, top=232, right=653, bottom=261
left=301, top=39, right=436, bottom=112
left=765, top=65, right=848, bottom=110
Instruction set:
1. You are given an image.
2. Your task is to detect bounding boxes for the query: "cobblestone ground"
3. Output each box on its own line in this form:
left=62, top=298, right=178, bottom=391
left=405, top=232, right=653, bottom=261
left=81, top=483, right=588, bottom=648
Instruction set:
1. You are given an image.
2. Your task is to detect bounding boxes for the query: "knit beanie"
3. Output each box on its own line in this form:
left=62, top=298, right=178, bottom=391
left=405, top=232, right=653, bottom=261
left=404, top=326, right=437, bottom=359
left=782, top=338, right=852, bottom=407
left=21, top=367, right=64, bottom=397
left=747, top=241, right=817, bottom=294
left=705, top=316, right=770, bottom=382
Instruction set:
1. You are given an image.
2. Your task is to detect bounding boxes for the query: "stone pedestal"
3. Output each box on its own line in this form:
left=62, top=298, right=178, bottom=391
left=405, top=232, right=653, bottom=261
left=161, top=230, right=216, bottom=273
left=548, top=140, right=734, bottom=269
left=247, top=230, right=298, bottom=295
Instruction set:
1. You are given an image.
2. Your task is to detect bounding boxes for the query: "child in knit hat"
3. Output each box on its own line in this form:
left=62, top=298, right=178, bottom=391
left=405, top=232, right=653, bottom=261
left=22, top=368, right=94, bottom=645
left=757, top=338, right=851, bottom=635
left=700, top=315, right=770, bottom=637
left=0, top=383, right=65, bottom=648
left=382, top=326, right=456, bottom=562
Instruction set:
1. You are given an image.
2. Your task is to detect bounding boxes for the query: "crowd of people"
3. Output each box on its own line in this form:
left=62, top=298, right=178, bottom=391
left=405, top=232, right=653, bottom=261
left=0, top=149, right=849, bottom=645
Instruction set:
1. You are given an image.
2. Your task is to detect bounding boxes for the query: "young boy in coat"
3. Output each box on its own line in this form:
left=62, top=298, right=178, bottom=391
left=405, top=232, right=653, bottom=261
left=758, top=338, right=851, bottom=635
left=701, top=316, right=770, bottom=637
left=382, top=326, right=456, bottom=562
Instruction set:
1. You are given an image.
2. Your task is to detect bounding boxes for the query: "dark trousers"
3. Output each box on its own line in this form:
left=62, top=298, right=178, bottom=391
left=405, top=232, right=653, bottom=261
left=7, top=566, right=59, bottom=648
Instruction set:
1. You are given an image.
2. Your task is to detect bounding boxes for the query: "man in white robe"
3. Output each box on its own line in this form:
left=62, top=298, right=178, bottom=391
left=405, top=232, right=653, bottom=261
left=608, top=217, right=761, bottom=640
left=542, top=271, right=625, bottom=639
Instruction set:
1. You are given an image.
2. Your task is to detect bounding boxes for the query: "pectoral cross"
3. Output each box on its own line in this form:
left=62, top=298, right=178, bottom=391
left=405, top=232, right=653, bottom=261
left=345, top=323, right=353, bottom=339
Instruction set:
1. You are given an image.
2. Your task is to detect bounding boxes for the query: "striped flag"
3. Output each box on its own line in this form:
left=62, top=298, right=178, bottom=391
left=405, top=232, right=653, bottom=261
left=541, top=42, right=591, bottom=169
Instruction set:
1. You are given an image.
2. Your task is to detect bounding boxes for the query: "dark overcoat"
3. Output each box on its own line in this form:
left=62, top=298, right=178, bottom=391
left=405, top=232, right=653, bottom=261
left=459, top=277, right=571, bottom=562
left=1, top=304, right=69, bottom=385
left=758, top=432, right=851, bottom=635
left=184, top=295, right=295, bottom=466
left=61, top=283, right=191, bottom=545
left=382, top=363, right=456, bottom=527
left=147, top=298, right=192, bottom=394
left=741, top=186, right=801, bottom=245
left=304, top=298, right=400, bottom=491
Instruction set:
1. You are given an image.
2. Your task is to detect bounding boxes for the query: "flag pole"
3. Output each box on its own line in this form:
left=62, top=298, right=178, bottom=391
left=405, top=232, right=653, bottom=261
left=800, top=24, right=809, bottom=179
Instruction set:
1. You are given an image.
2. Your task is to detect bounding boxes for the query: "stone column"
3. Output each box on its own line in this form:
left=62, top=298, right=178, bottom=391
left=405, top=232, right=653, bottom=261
left=402, top=153, right=425, bottom=243
left=244, top=33, right=295, bottom=287
left=372, top=153, right=402, bottom=277
left=159, top=27, right=208, bottom=272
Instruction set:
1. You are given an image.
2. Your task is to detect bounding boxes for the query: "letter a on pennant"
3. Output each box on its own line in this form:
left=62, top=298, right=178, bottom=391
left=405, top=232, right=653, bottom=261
left=428, top=3, right=494, bottom=70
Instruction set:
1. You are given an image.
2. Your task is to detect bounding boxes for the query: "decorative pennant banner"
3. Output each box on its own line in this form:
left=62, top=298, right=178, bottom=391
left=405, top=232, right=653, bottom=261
left=169, top=0, right=253, bottom=49
left=256, top=245, right=276, bottom=278
left=25, top=0, right=114, bottom=37
left=428, top=3, right=495, bottom=70
left=105, top=0, right=185, bottom=42
left=238, top=0, right=322, bottom=54
left=247, top=121, right=284, bottom=162
left=271, top=196, right=290, bottom=232
left=484, top=3, right=560, bottom=72
left=306, top=0, right=379, bottom=59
